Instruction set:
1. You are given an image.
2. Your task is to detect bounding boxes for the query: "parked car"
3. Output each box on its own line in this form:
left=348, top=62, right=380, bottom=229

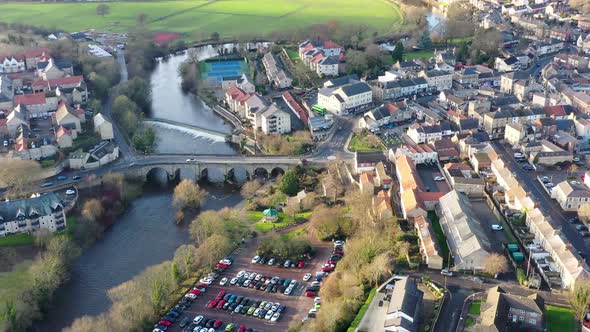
left=230, top=277, right=239, bottom=285
left=252, top=255, right=260, bottom=263
left=193, top=315, right=204, bottom=324
left=179, top=316, right=190, bottom=327
left=268, top=258, right=276, bottom=266
left=216, top=290, right=226, bottom=300
left=207, top=299, right=219, bottom=308
left=473, top=276, right=485, bottom=284
left=225, top=323, right=235, bottom=332
left=219, top=277, right=228, bottom=286
left=440, top=269, right=453, bottom=277
left=297, top=261, right=305, bottom=268
left=491, top=224, right=503, bottom=231
left=434, top=176, right=445, bottom=181
left=65, top=189, right=76, bottom=195
left=303, top=273, right=312, bottom=281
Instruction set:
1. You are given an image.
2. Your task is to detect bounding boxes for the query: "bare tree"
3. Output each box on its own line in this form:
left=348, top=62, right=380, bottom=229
left=82, top=199, right=104, bottom=222
left=173, top=179, right=207, bottom=210
left=483, top=253, right=509, bottom=277
left=0, top=158, right=43, bottom=195
left=96, top=4, right=110, bottom=17
left=240, top=180, right=261, bottom=198
left=569, top=278, right=590, bottom=323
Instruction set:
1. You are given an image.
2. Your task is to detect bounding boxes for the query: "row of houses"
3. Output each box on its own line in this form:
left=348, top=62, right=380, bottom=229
left=298, top=40, right=342, bottom=77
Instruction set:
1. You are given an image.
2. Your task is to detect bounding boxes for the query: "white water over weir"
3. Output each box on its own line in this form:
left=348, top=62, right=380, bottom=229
left=144, top=119, right=228, bottom=142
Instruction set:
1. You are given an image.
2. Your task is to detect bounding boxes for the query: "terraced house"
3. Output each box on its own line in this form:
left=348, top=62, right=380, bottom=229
left=0, top=193, right=66, bottom=236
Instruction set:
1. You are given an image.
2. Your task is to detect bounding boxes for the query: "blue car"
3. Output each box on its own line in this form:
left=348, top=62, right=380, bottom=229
left=57, top=175, right=68, bottom=181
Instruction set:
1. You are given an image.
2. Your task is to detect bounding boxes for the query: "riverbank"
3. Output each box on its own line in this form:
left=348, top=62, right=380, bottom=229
left=33, top=183, right=244, bottom=331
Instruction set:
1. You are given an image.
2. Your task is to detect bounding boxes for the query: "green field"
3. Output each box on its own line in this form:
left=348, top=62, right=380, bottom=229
left=0, top=0, right=405, bottom=39
left=546, top=305, right=576, bottom=332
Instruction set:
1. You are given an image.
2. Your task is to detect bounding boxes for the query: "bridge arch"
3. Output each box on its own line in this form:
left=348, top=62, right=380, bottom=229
left=146, top=167, right=170, bottom=184
left=200, top=166, right=226, bottom=183
left=253, top=167, right=269, bottom=179
left=227, top=167, right=250, bottom=183
left=175, top=167, right=197, bottom=182
left=270, top=167, right=285, bottom=178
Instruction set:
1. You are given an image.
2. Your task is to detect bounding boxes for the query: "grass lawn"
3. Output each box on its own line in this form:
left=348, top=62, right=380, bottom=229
left=347, top=288, right=377, bottom=332
left=546, top=305, right=575, bottom=332
left=281, top=227, right=308, bottom=240
left=0, top=233, right=34, bottom=247
left=403, top=50, right=434, bottom=61
left=0, top=261, right=32, bottom=330
left=285, top=49, right=299, bottom=60
left=247, top=210, right=311, bottom=233
left=0, top=0, right=405, bottom=39
left=348, top=133, right=384, bottom=152
left=428, top=212, right=451, bottom=268
left=468, top=301, right=481, bottom=315
left=465, top=316, right=474, bottom=327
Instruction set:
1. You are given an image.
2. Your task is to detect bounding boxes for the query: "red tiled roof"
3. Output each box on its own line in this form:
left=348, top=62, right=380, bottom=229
left=416, top=191, right=445, bottom=202
left=282, top=91, right=309, bottom=124
left=323, top=40, right=341, bottom=49
left=153, top=32, right=182, bottom=46
left=24, top=48, right=50, bottom=59
left=32, top=79, right=50, bottom=87
left=75, top=108, right=85, bottom=116
left=56, top=125, right=72, bottom=138
left=0, top=118, right=7, bottom=127
left=544, top=105, right=567, bottom=117
left=14, top=93, right=46, bottom=105
left=48, top=75, right=84, bottom=87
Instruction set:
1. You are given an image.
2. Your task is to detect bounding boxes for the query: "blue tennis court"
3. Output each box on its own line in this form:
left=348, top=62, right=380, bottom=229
left=210, top=61, right=243, bottom=70
left=207, top=71, right=240, bottom=77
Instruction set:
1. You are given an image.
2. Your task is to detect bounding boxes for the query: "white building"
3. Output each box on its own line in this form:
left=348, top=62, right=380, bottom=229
left=406, top=123, right=442, bottom=144
left=259, top=103, right=291, bottom=134
left=0, top=55, right=25, bottom=73
left=317, top=81, right=372, bottom=115
left=93, top=113, right=114, bottom=140
left=0, top=193, right=66, bottom=236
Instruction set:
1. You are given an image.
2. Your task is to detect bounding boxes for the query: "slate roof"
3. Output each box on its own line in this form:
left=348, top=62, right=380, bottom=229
left=339, top=82, right=371, bottom=97
left=0, top=193, right=62, bottom=223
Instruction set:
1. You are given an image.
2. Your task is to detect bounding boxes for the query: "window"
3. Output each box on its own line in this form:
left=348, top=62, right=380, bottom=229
left=530, top=313, right=538, bottom=317
left=519, top=316, right=525, bottom=321
left=529, top=319, right=536, bottom=324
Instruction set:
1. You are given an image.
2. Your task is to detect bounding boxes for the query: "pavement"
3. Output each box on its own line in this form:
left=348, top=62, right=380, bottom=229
left=493, top=142, right=590, bottom=257
left=311, top=116, right=355, bottom=161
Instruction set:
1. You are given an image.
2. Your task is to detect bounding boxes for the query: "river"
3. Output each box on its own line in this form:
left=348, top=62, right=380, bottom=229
left=35, top=185, right=243, bottom=331
left=147, top=44, right=240, bottom=155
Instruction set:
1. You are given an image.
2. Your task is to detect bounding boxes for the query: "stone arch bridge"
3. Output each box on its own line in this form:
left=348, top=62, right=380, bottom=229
left=122, top=155, right=302, bottom=183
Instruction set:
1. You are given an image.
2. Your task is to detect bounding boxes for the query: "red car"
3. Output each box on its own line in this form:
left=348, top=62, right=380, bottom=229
left=216, top=262, right=229, bottom=269
left=195, top=283, right=209, bottom=289
left=213, top=319, right=223, bottom=328
left=327, top=259, right=338, bottom=265
left=297, top=261, right=305, bottom=269
left=322, top=266, right=334, bottom=273
left=216, top=290, right=226, bottom=300
left=207, top=299, right=219, bottom=308
left=305, top=290, right=316, bottom=297
left=158, top=320, right=171, bottom=327
left=237, top=324, right=246, bottom=332
left=216, top=300, right=226, bottom=309
left=189, top=289, right=201, bottom=296
left=332, top=250, right=344, bottom=255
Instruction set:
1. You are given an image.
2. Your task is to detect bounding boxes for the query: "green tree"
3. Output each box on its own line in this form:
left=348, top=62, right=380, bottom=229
left=279, top=169, right=299, bottom=195
left=569, top=278, right=590, bottom=323
left=171, top=262, right=182, bottom=284
left=345, top=50, right=369, bottom=75
left=392, top=41, right=404, bottom=63
left=418, top=31, right=433, bottom=49
left=132, top=127, right=156, bottom=154
left=96, top=4, right=110, bottom=17
left=1, top=301, right=17, bottom=331
left=112, top=95, right=139, bottom=134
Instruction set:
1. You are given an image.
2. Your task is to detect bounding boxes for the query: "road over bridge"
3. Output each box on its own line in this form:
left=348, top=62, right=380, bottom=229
left=121, top=154, right=303, bottom=182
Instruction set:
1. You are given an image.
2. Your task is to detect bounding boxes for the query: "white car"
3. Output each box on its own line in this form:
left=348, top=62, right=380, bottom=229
left=334, top=240, right=344, bottom=246
left=193, top=315, right=204, bottom=324
left=284, top=286, right=293, bottom=295
left=230, top=277, right=239, bottom=285
left=185, top=292, right=197, bottom=300
left=491, top=224, right=503, bottom=231
left=440, top=269, right=453, bottom=277
left=219, top=258, right=232, bottom=266
left=186, top=158, right=196, bottom=162
left=303, top=273, right=312, bottom=281
left=251, top=255, right=261, bottom=263
left=65, top=189, right=76, bottom=195
left=290, top=279, right=297, bottom=286
left=434, top=176, right=445, bottom=181
left=265, top=310, right=274, bottom=320
left=243, top=279, right=251, bottom=287
left=199, top=277, right=213, bottom=285
left=253, top=308, right=261, bottom=317
left=271, top=303, right=280, bottom=311
left=237, top=270, right=246, bottom=278
left=271, top=312, right=281, bottom=322
left=314, top=297, right=321, bottom=304
left=311, top=281, right=320, bottom=287
left=219, top=277, right=228, bottom=286
left=268, top=258, right=276, bottom=265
